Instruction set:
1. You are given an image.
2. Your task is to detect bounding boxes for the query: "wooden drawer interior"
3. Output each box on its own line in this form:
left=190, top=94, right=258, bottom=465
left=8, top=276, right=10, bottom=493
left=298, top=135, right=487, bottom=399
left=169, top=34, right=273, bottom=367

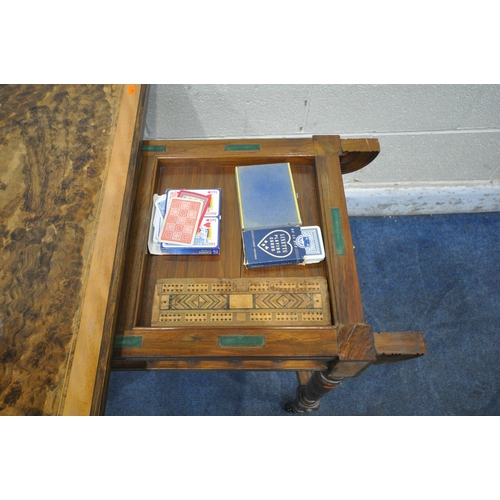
left=132, top=157, right=329, bottom=328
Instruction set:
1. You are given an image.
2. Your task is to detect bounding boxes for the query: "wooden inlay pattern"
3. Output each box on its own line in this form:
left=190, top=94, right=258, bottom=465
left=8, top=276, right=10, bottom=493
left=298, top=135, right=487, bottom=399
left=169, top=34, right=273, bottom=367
left=152, top=278, right=331, bottom=326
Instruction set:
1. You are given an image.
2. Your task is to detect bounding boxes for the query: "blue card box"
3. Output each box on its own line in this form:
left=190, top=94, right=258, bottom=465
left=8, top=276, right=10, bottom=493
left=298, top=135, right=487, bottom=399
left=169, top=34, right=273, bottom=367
left=235, top=163, right=302, bottom=231
left=242, top=226, right=306, bottom=269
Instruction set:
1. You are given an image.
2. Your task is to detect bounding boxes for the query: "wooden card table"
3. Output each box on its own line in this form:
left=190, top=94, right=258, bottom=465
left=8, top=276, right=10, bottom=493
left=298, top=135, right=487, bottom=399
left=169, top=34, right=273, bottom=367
left=112, top=136, right=426, bottom=414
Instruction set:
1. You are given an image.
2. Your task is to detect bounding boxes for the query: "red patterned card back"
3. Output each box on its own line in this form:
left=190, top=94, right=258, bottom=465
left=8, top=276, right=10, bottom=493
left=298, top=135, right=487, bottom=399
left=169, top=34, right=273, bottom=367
left=159, top=197, right=203, bottom=245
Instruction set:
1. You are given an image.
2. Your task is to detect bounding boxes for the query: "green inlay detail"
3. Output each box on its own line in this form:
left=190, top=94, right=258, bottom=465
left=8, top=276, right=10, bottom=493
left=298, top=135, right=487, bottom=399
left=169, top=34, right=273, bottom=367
left=331, top=208, right=346, bottom=255
left=114, top=335, right=143, bottom=348
left=142, top=145, right=167, bottom=152
left=218, top=335, right=266, bottom=347
left=224, top=144, right=261, bottom=151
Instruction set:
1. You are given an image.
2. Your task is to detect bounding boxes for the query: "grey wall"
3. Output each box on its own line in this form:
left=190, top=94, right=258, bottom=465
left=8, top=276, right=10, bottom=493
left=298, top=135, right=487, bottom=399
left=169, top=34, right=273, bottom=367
left=144, top=85, right=500, bottom=214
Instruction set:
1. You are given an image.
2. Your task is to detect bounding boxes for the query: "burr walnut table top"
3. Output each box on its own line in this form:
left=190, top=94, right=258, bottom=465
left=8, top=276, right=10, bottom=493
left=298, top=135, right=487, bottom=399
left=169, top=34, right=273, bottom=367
left=0, top=84, right=147, bottom=415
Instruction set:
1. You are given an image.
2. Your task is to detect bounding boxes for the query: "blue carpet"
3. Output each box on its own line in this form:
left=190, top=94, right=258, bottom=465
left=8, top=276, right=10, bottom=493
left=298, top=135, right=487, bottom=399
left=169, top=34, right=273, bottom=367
left=105, top=212, right=500, bottom=416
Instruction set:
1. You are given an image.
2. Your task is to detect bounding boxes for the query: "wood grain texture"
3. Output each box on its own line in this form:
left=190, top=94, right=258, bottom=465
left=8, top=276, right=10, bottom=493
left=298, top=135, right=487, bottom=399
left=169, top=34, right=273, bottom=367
left=139, top=136, right=380, bottom=174
left=90, top=87, right=148, bottom=415
left=114, top=325, right=339, bottom=359
left=374, top=331, right=426, bottom=363
left=0, top=84, right=145, bottom=415
left=313, top=137, right=366, bottom=324
left=320, top=324, right=377, bottom=381
left=62, top=85, right=145, bottom=416
left=337, top=323, right=377, bottom=361
left=338, top=138, right=380, bottom=174
left=111, top=358, right=330, bottom=371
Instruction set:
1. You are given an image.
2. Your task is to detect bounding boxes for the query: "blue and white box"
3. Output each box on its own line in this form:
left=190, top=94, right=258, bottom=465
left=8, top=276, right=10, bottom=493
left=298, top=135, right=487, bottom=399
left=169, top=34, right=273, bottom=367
left=242, top=226, right=306, bottom=269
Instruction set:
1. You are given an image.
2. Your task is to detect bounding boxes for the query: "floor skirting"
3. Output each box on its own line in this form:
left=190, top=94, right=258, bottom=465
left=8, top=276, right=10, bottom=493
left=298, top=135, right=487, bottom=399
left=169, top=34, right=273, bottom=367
left=345, top=180, right=500, bottom=216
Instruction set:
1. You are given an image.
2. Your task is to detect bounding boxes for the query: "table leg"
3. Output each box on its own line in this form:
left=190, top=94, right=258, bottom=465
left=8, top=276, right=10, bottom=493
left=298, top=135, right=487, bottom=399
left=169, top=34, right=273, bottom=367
left=285, top=324, right=376, bottom=414
left=285, top=329, right=427, bottom=414
left=285, top=371, right=344, bottom=414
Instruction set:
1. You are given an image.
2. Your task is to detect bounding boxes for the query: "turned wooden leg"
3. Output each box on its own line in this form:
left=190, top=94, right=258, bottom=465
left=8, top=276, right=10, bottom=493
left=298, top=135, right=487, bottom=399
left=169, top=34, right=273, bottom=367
left=284, top=330, right=427, bottom=414
left=285, top=371, right=344, bottom=414
left=285, top=324, right=376, bottom=414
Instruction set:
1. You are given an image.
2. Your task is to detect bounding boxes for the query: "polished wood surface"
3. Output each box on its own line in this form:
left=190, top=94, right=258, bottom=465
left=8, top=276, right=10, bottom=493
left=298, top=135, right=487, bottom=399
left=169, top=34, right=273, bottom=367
left=0, top=99, right=421, bottom=416
left=112, top=137, right=425, bottom=413
left=0, top=84, right=147, bottom=415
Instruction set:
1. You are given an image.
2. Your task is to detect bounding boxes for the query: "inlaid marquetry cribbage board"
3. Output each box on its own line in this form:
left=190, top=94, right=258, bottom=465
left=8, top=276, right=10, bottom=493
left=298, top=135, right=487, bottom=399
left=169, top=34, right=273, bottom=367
left=151, top=278, right=331, bottom=326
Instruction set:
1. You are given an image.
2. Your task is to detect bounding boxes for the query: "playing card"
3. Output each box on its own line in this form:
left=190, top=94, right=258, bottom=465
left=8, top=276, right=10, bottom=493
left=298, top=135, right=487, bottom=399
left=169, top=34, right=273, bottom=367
left=159, top=197, right=204, bottom=245
left=178, top=190, right=211, bottom=219
left=155, top=193, right=167, bottom=218
left=153, top=194, right=166, bottom=243
left=297, top=226, right=325, bottom=263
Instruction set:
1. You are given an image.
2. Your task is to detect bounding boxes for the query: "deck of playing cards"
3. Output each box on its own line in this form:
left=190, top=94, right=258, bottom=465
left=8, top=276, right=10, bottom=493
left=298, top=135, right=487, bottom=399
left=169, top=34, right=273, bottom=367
left=159, top=197, right=204, bottom=245
left=242, top=226, right=306, bottom=268
left=148, top=188, right=221, bottom=255
left=297, top=226, right=326, bottom=264
left=235, top=163, right=325, bottom=268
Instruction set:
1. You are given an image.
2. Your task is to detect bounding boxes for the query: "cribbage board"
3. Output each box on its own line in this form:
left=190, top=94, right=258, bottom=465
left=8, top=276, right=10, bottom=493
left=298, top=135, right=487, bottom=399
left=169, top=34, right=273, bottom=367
left=151, top=277, right=331, bottom=326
